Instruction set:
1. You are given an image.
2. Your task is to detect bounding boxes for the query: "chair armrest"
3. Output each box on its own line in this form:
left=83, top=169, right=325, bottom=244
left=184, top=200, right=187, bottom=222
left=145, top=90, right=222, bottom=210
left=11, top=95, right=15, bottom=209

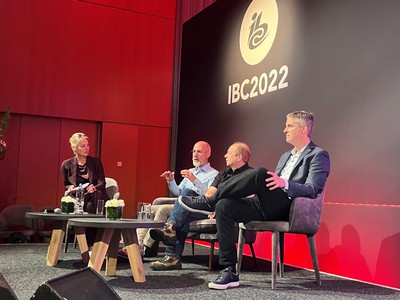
left=288, top=188, right=326, bottom=234
left=106, top=185, right=119, bottom=199
left=152, top=197, right=177, bottom=205
left=188, top=218, right=217, bottom=233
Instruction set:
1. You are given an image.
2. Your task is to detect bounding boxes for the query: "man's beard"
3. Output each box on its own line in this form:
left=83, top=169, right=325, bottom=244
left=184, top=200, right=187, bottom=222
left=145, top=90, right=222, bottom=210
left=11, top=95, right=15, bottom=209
left=192, top=160, right=201, bottom=168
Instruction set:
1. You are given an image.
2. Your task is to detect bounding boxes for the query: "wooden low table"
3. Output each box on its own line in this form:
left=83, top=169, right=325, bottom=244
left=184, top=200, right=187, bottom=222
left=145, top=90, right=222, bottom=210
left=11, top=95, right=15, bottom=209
left=67, top=218, right=164, bottom=283
left=25, top=212, right=104, bottom=266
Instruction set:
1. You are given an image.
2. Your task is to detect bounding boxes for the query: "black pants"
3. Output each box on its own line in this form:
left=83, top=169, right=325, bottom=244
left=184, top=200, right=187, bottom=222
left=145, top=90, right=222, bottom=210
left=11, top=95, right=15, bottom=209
left=83, top=195, right=98, bottom=247
left=215, top=167, right=292, bottom=266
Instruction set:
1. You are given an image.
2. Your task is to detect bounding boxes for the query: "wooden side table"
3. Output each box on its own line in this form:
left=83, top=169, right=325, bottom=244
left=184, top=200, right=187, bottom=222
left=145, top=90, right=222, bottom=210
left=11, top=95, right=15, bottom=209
left=25, top=212, right=104, bottom=266
left=67, top=218, right=164, bottom=283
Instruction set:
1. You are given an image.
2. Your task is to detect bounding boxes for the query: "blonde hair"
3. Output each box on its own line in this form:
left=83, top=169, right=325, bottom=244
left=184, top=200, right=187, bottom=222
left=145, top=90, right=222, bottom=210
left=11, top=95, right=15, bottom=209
left=69, top=132, right=89, bottom=154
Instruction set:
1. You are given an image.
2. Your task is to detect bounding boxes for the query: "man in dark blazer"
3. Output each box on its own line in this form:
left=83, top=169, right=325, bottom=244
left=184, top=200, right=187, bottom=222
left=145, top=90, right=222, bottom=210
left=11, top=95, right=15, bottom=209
left=178, top=111, right=330, bottom=290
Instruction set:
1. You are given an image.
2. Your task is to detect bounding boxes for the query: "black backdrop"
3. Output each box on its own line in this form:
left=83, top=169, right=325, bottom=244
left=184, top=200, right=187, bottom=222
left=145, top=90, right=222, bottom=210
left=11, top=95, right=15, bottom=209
left=176, top=0, right=400, bottom=205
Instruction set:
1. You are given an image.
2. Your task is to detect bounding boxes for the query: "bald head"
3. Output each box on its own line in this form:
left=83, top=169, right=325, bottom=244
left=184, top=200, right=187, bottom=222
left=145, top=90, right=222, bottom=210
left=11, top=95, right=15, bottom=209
left=224, top=142, right=251, bottom=170
left=192, top=141, right=211, bottom=168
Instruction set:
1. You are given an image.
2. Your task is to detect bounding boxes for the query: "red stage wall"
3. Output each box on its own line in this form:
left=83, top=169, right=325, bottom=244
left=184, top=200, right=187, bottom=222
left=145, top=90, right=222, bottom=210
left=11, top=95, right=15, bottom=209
left=0, top=0, right=175, bottom=217
left=0, top=0, right=174, bottom=127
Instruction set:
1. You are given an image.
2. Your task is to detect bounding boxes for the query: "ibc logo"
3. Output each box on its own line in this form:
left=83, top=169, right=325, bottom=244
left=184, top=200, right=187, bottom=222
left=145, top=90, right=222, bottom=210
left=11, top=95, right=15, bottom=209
left=240, top=0, right=278, bottom=66
left=228, top=0, right=288, bottom=104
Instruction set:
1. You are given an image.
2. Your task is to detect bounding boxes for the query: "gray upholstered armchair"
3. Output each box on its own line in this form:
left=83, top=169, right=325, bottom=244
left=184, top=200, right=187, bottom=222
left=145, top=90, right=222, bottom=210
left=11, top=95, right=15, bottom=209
left=236, top=186, right=327, bottom=289
left=105, top=177, right=120, bottom=200
left=0, top=205, right=36, bottom=243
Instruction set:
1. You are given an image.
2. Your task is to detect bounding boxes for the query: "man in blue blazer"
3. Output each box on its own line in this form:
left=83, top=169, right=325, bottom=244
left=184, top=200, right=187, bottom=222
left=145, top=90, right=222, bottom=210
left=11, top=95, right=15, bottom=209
left=178, top=111, right=330, bottom=290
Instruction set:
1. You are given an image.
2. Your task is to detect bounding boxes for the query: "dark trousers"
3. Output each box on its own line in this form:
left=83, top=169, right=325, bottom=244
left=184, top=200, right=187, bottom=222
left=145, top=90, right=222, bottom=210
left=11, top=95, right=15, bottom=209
left=83, top=195, right=99, bottom=247
left=215, top=167, right=292, bottom=266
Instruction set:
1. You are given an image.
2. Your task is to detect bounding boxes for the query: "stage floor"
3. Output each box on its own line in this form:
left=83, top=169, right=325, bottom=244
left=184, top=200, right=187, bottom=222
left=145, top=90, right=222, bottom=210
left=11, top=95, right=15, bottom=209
left=1, top=243, right=398, bottom=300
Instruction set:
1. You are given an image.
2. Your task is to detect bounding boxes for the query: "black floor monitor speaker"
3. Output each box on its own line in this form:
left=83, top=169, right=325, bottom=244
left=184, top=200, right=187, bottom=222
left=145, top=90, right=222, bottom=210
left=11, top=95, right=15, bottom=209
left=0, top=273, right=18, bottom=300
left=30, top=267, right=121, bottom=300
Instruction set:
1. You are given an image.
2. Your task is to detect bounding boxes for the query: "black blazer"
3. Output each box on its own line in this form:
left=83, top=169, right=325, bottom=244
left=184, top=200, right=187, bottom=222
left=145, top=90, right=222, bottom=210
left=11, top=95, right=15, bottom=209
left=61, top=156, right=109, bottom=202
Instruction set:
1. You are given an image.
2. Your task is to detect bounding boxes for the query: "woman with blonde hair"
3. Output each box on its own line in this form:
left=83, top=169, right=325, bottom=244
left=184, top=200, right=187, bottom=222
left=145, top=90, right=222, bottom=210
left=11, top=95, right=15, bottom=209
left=61, top=132, right=109, bottom=245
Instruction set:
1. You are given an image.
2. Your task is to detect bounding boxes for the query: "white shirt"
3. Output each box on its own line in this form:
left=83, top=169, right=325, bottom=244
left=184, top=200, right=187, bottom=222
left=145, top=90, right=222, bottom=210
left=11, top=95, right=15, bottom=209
left=280, top=144, right=308, bottom=190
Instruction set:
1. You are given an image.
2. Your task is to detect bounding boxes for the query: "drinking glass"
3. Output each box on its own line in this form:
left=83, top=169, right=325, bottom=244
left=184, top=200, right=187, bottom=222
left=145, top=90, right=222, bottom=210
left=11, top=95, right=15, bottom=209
left=96, top=199, right=105, bottom=215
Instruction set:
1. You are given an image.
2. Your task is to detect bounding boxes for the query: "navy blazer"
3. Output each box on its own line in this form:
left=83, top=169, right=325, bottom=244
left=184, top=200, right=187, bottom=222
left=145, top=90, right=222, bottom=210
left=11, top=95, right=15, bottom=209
left=275, top=141, right=330, bottom=199
left=61, top=156, right=109, bottom=201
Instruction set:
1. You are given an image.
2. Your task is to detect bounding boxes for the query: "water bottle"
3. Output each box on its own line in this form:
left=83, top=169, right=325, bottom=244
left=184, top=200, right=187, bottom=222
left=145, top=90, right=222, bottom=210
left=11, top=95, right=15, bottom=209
left=75, top=183, right=84, bottom=214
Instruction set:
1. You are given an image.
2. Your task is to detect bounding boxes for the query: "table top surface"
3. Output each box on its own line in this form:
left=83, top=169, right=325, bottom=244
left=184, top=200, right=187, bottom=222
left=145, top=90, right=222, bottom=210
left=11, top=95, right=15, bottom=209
left=67, top=218, right=164, bottom=229
left=25, top=212, right=105, bottom=220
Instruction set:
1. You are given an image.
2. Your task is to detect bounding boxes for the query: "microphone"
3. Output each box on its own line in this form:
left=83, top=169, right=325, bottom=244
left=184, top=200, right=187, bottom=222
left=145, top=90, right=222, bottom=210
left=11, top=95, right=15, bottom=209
left=65, top=183, right=90, bottom=196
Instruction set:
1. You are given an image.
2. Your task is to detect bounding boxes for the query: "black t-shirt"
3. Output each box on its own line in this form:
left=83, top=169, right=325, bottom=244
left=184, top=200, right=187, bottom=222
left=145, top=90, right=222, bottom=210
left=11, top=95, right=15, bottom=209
left=76, top=164, right=90, bottom=188
left=211, top=163, right=251, bottom=188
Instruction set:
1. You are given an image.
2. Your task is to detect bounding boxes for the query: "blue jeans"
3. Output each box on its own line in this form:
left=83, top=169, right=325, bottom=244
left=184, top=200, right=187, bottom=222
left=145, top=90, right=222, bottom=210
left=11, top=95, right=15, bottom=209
left=166, top=189, right=207, bottom=258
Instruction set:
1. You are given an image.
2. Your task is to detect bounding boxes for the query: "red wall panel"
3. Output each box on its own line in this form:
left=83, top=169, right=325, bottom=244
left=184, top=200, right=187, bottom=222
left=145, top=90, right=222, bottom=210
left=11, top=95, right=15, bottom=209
left=16, top=117, right=61, bottom=209
left=101, top=122, right=170, bottom=218
left=0, top=114, right=21, bottom=212
left=0, top=0, right=174, bottom=213
left=135, top=125, right=171, bottom=204
left=7, top=115, right=99, bottom=210
left=89, top=0, right=176, bottom=19
left=101, top=122, right=139, bottom=217
left=0, top=112, right=100, bottom=212
left=0, top=0, right=174, bottom=127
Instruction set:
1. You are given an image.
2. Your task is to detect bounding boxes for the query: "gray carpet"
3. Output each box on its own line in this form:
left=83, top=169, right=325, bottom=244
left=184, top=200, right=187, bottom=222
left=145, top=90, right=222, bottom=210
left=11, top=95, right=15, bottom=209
left=0, top=243, right=399, bottom=300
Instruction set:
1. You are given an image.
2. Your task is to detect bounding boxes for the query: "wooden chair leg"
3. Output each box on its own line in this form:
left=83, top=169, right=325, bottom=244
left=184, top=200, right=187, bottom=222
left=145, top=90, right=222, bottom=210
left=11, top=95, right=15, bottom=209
left=236, top=227, right=246, bottom=274
left=307, top=235, right=321, bottom=286
left=271, top=231, right=279, bottom=289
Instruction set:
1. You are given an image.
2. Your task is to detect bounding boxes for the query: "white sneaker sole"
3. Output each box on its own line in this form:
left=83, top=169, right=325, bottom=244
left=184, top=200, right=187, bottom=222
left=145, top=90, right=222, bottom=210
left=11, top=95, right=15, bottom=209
left=208, top=281, right=240, bottom=290
left=178, top=196, right=214, bottom=215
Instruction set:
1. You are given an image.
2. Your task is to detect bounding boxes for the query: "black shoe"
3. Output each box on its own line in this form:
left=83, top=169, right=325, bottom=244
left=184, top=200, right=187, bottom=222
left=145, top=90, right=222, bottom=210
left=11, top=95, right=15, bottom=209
left=208, top=266, right=239, bottom=290
left=149, top=223, right=176, bottom=246
left=117, top=248, right=129, bottom=262
left=150, top=255, right=182, bottom=271
left=178, top=195, right=215, bottom=215
left=143, top=241, right=159, bottom=257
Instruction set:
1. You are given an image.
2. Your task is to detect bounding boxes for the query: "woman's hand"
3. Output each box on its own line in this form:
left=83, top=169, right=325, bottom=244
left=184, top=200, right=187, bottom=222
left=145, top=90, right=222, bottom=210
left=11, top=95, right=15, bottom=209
left=86, top=184, right=97, bottom=193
